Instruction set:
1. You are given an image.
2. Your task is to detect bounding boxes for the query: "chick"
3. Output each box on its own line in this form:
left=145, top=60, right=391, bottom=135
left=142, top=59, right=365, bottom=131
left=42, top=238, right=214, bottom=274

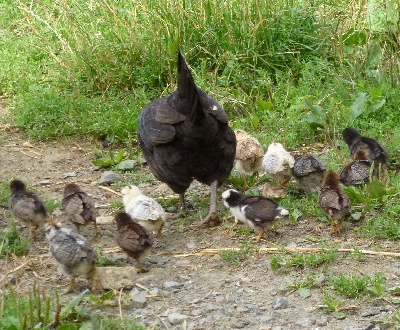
left=9, top=179, right=47, bottom=238
left=46, top=220, right=102, bottom=293
left=115, top=212, right=154, bottom=273
left=318, top=172, right=351, bottom=235
left=342, top=127, right=388, bottom=181
left=262, top=143, right=295, bottom=187
left=234, top=129, right=264, bottom=179
left=222, top=189, right=289, bottom=242
left=340, top=150, right=373, bottom=187
left=292, top=155, right=327, bottom=194
left=121, top=185, right=166, bottom=238
left=138, top=51, right=236, bottom=226
left=61, top=183, right=98, bottom=235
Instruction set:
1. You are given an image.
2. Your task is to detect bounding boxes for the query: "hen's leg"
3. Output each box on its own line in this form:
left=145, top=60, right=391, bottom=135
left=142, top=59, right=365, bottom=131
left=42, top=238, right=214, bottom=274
left=193, top=181, right=221, bottom=226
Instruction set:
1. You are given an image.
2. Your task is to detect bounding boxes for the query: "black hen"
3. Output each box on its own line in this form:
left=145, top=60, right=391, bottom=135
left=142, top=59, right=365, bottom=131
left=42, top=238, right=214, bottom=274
left=138, top=51, right=236, bottom=225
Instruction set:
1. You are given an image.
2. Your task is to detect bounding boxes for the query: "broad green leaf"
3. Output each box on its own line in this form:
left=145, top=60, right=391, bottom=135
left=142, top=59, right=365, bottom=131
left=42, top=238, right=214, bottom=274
left=113, top=149, right=126, bottom=163
left=350, top=92, right=368, bottom=120
left=297, top=287, right=311, bottom=298
left=342, top=28, right=367, bottom=46
left=388, top=287, right=400, bottom=296
left=351, top=212, right=363, bottom=221
left=56, top=324, right=79, bottom=330
left=291, top=208, right=303, bottom=222
left=367, top=284, right=384, bottom=296
left=116, top=159, right=135, bottom=171
left=256, top=99, right=273, bottom=111
left=365, top=180, right=386, bottom=198
left=333, top=311, right=346, bottom=320
left=92, top=158, right=115, bottom=168
left=305, top=99, right=326, bottom=124
left=61, top=289, right=89, bottom=318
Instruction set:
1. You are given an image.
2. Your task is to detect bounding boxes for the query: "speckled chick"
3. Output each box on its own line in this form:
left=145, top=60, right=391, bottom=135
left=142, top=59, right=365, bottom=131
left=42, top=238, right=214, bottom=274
left=115, top=212, right=154, bottom=272
left=121, top=185, right=166, bottom=238
left=292, top=155, right=327, bottom=194
left=61, top=183, right=98, bottom=234
left=262, top=143, right=295, bottom=187
left=9, top=179, right=47, bottom=239
left=318, top=172, right=351, bottom=235
left=46, top=220, right=102, bottom=293
left=234, top=129, right=264, bottom=176
left=222, top=189, right=289, bottom=242
left=340, top=150, right=374, bottom=187
left=342, top=127, right=388, bottom=181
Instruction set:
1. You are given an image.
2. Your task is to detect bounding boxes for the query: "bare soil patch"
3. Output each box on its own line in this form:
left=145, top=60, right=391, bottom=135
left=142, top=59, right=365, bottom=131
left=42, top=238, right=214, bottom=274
left=1, top=121, right=400, bottom=330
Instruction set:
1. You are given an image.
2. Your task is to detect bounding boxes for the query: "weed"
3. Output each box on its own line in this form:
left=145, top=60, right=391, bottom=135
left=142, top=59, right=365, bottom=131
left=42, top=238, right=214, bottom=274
left=328, top=272, right=386, bottom=298
left=97, top=248, right=119, bottom=267
left=270, top=249, right=338, bottom=270
left=0, top=221, right=29, bottom=258
left=322, top=292, right=347, bottom=319
left=45, top=198, right=60, bottom=214
left=0, top=181, right=10, bottom=208
left=219, top=241, right=254, bottom=265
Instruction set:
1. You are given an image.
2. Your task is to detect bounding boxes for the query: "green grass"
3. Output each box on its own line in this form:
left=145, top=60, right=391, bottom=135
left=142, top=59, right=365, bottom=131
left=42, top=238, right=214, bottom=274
left=0, top=285, right=145, bottom=330
left=0, top=221, right=29, bottom=258
left=270, top=249, right=338, bottom=270
left=328, top=272, right=386, bottom=298
left=219, top=241, right=255, bottom=265
left=0, top=181, right=9, bottom=208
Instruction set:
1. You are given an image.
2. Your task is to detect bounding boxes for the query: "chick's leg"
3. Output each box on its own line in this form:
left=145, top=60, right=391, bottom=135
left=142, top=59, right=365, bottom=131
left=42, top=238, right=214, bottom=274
left=28, top=223, right=37, bottom=239
left=254, top=228, right=266, bottom=243
left=65, top=277, right=76, bottom=294
left=90, top=269, right=103, bottom=293
left=193, top=181, right=221, bottom=226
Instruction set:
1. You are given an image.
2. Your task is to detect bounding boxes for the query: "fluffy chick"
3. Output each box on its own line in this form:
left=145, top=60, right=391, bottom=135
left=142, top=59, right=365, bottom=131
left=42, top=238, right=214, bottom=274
left=342, top=127, right=388, bottom=180
left=115, top=212, right=154, bottom=273
left=46, top=220, right=102, bottom=293
left=9, top=179, right=47, bottom=238
left=234, top=129, right=264, bottom=177
left=262, top=143, right=295, bottom=187
left=340, top=150, right=374, bottom=187
left=318, top=172, right=351, bottom=235
left=121, top=185, right=166, bottom=238
left=292, top=155, right=327, bottom=194
left=222, top=189, right=289, bottom=242
left=61, top=183, right=98, bottom=234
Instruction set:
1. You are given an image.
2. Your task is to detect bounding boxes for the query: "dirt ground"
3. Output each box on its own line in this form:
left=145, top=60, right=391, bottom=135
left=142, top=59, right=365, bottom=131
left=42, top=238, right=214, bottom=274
left=1, top=110, right=400, bottom=330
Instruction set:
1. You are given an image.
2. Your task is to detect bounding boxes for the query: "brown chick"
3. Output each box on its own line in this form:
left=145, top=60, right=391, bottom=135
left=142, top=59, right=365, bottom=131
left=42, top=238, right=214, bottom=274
left=342, top=127, right=388, bottom=181
left=9, top=179, right=47, bottom=238
left=115, top=212, right=154, bottom=273
left=318, top=172, right=351, bottom=235
left=46, top=220, right=102, bottom=293
left=292, top=155, right=327, bottom=194
left=340, top=150, right=374, bottom=187
left=61, top=183, right=98, bottom=235
left=234, top=129, right=264, bottom=180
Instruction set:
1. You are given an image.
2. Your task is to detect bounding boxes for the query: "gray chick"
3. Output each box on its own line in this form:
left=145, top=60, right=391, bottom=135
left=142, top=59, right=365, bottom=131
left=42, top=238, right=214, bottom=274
left=340, top=150, right=373, bottom=187
left=292, top=155, right=327, bottom=194
left=46, top=220, right=102, bottom=293
left=61, top=183, right=98, bottom=234
left=9, top=179, right=47, bottom=238
left=115, top=212, right=154, bottom=273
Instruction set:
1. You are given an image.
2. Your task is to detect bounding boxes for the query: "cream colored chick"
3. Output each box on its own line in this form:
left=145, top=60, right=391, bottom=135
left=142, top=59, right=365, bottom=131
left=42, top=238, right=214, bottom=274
left=234, top=129, right=264, bottom=177
left=121, top=185, right=166, bottom=238
left=262, top=143, right=295, bottom=187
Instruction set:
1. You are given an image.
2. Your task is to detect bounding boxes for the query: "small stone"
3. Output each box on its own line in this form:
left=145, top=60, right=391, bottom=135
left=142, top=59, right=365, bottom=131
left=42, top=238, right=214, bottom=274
left=148, top=288, right=159, bottom=295
left=215, top=296, right=226, bottom=303
left=163, top=281, right=183, bottom=290
left=315, top=315, right=328, bottom=326
left=167, top=313, right=187, bottom=325
left=96, top=216, right=114, bottom=225
left=148, top=255, right=169, bottom=265
left=98, top=171, right=119, bottom=185
left=271, top=297, right=287, bottom=309
left=361, top=308, right=381, bottom=317
left=186, top=239, right=197, bottom=249
left=97, top=266, right=137, bottom=289
left=37, top=180, right=51, bottom=186
left=259, top=315, right=273, bottom=323
left=205, top=303, right=217, bottom=311
left=6, top=274, right=16, bottom=285
left=296, top=317, right=312, bottom=327
left=132, top=291, right=147, bottom=308
left=191, top=309, right=203, bottom=316
left=190, top=298, right=201, bottom=304
left=62, top=172, right=76, bottom=178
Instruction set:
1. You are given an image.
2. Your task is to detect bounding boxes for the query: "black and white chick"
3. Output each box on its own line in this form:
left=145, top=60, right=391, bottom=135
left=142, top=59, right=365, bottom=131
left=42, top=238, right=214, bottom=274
left=115, top=212, right=154, bottom=273
left=292, top=155, right=327, bottom=194
left=222, top=189, right=289, bottom=242
left=9, top=179, right=47, bottom=239
left=61, top=183, right=98, bottom=234
left=121, top=185, right=166, bottom=238
left=342, top=127, right=388, bottom=181
left=46, top=220, right=102, bottom=293
left=138, top=51, right=236, bottom=226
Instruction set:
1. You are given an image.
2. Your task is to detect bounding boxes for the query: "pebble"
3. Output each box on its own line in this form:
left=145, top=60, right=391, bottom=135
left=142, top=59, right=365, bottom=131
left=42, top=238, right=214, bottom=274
left=62, top=172, right=76, bottom=178
left=271, top=297, right=287, bottom=309
left=167, top=312, right=187, bottom=325
left=361, top=307, right=381, bottom=317
left=316, top=315, right=328, bottom=326
left=98, top=171, right=119, bottom=185
left=132, top=291, right=147, bottom=308
left=97, top=266, right=137, bottom=289
left=191, top=309, right=203, bottom=316
left=163, top=281, right=183, bottom=290
left=296, top=316, right=312, bottom=327
left=148, top=255, right=169, bottom=265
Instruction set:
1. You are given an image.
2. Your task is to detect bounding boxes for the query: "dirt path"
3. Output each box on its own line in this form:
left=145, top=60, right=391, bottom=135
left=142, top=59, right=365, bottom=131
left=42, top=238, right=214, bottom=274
left=1, top=115, right=400, bottom=329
